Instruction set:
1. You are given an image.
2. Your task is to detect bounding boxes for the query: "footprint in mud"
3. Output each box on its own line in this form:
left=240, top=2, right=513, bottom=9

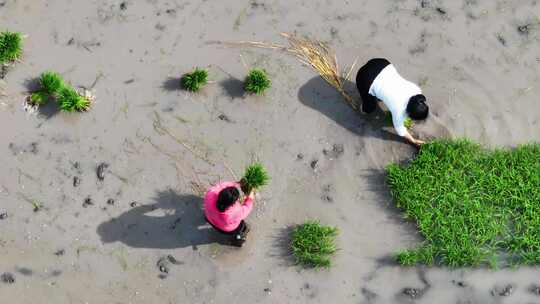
left=96, top=163, right=109, bottom=181
left=218, top=113, right=233, bottom=123
left=73, top=176, right=81, bottom=187
left=1, top=272, right=15, bottom=284
left=361, top=287, right=378, bottom=303
left=409, top=31, right=429, bottom=55
left=402, top=287, right=423, bottom=299
left=310, top=159, right=318, bottom=171
left=156, top=255, right=184, bottom=278
left=397, top=269, right=431, bottom=301
left=321, top=184, right=334, bottom=203
left=452, top=279, right=467, bottom=288
left=529, top=284, right=540, bottom=296
left=8, top=142, right=39, bottom=155
left=517, top=23, right=533, bottom=36
left=491, top=284, right=514, bottom=297
left=300, top=283, right=318, bottom=299
left=323, top=144, right=344, bottom=160
left=83, top=197, right=94, bottom=208
left=413, top=0, right=449, bottom=21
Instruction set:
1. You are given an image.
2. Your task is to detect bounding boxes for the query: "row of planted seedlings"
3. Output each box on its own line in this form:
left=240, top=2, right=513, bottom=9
left=180, top=67, right=272, bottom=95
left=28, top=71, right=93, bottom=112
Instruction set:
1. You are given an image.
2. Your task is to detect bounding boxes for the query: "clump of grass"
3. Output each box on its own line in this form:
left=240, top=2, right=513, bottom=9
left=240, top=163, right=270, bottom=193
left=29, top=71, right=92, bottom=112
left=291, top=220, right=338, bottom=268
left=29, top=91, right=49, bottom=106
left=244, top=69, right=271, bottom=95
left=387, top=139, right=540, bottom=267
left=31, top=200, right=42, bottom=212
left=0, top=31, right=23, bottom=64
left=39, top=71, right=64, bottom=95
left=181, top=68, right=208, bottom=92
left=58, top=87, right=91, bottom=112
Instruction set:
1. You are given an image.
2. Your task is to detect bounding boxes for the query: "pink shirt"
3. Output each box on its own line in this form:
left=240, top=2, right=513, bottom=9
left=204, top=181, right=254, bottom=232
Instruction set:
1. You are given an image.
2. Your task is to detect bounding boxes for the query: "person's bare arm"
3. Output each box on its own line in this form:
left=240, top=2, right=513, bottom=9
left=403, top=130, right=425, bottom=147
left=393, top=115, right=425, bottom=147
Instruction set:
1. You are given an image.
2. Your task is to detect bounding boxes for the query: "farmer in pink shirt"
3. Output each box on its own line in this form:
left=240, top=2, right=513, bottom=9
left=204, top=181, right=255, bottom=247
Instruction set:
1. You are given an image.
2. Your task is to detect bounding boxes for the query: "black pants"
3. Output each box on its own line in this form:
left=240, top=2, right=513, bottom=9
left=356, top=58, right=390, bottom=113
left=206, top=217, right=247, bottom=235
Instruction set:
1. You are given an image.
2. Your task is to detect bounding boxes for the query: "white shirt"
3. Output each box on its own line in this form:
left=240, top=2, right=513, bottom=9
left=368, top=64, right=422, bottom=136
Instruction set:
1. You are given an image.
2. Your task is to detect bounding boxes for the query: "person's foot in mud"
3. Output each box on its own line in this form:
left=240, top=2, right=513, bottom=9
left=231, top=223, right=250, bottom=247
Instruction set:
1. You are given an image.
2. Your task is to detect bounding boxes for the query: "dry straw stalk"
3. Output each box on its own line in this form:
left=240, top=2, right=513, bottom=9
left=218, top=32, right=358, bottom=111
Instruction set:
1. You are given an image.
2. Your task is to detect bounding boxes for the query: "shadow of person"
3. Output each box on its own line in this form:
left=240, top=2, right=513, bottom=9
left=97, top=189, right=232, bottom=249
left=298, top=76, right=405, bottom=144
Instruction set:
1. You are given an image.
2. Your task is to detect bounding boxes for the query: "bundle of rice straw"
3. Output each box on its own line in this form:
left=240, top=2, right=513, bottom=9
left=217, top=32, right=358, bottom=111
left=279, top=33, right=358, bottom=111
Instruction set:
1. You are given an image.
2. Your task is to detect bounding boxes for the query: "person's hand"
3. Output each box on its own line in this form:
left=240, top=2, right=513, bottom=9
left=404, top=132, right=425, bottom=148
left=248, top=190, right=256, bottom=199
left=414, top=139, right=426, bottom=146
left=239, top=179, right=249, bottom=194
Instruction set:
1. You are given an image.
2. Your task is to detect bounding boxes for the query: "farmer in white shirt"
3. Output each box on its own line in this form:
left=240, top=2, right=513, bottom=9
left=356, top=58, right=429, bottom=146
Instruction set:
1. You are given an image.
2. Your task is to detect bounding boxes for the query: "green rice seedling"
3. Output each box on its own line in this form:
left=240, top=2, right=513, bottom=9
left=181, top=68, right=208, bottom=92
left=404, top=117, right=413, bottom=129
left=39, top=71, right=65, bottom=95
left=31, top=200, right=42, bottom=212
left=291, top=220, right=338, bottom=268
left=387, top=139, right=540, bottom=268
left=0, top=31, right=23, bottom=64
left=244, top=69, right=271, bottom=95
left=58, top=87, right=91, bottom=112
left=29, top=91, right=50, bottom=106
left=384, top=112, right=413, bottom=129
left=240, top=162, right=270, bottom=193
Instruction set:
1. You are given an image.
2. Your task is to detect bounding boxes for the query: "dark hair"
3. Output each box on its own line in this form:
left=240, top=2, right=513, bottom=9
left=407, top=94, right=429, bottom=120
left=217, top=187, right=240, bottom=212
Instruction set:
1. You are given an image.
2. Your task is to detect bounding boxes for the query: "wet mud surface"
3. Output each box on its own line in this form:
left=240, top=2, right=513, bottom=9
left=0, top=0, right=539, bottom=303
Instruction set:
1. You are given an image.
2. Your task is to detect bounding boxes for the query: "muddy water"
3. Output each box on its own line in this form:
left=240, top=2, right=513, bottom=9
left=0, top=0, right=539, bottom=303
